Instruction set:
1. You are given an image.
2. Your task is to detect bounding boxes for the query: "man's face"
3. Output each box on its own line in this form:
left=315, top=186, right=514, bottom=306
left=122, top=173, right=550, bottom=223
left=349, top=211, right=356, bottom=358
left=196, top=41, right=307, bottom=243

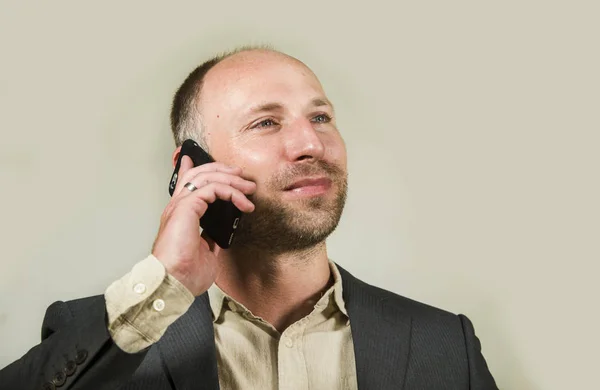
left=197, top=50, right=348, bottom=253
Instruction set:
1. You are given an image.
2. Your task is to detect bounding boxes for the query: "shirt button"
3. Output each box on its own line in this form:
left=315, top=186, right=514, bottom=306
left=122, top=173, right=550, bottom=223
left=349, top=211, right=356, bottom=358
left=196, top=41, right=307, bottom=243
left=153, top=299, right=165, bottom=312
left=227, top=300, right=237, bottom=311
left=284, top=337, right=294, bottom=348
left=133, top=283, right=146, bottom=294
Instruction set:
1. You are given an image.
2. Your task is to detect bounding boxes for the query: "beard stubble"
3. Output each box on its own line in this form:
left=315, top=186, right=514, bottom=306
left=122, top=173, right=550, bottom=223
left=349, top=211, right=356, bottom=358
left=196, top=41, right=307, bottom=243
left=230, top=160, right=348, bottom=254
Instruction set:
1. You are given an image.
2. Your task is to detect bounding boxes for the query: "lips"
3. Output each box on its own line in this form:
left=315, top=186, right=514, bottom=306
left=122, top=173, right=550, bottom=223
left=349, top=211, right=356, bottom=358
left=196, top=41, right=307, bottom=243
left=284, top=177, right=332, bottom=191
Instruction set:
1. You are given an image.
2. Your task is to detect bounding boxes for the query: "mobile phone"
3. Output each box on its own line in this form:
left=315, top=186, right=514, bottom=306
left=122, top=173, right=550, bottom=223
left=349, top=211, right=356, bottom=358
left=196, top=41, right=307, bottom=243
left=168, top=139, right=242, bottom=249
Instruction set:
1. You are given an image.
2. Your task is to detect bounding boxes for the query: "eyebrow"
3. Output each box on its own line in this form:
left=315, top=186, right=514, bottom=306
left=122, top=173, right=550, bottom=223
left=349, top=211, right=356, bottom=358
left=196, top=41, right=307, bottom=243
left=246, top=102, right=285, bottom=115
left=312, top=97, right=335, bottom=112
left=244, top=97, right=335, bottom=117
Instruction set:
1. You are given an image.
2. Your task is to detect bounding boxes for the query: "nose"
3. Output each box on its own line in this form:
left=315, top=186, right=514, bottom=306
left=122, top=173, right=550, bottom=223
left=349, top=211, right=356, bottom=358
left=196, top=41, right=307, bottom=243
left=283, top=118, right=326, bottom=162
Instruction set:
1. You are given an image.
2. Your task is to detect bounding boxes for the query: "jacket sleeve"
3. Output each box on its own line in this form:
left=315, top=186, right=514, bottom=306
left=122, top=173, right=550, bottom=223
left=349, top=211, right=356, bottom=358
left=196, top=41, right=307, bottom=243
left=0, top=295, right=149, bottom=390
left=458, top=314, right=499, bottom=390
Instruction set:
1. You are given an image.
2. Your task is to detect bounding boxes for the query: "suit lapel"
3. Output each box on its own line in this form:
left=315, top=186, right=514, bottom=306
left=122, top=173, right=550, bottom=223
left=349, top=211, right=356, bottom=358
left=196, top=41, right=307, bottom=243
left=157, top=293, right=219, bottom=390
left=337, top=264, right=412, bottom=390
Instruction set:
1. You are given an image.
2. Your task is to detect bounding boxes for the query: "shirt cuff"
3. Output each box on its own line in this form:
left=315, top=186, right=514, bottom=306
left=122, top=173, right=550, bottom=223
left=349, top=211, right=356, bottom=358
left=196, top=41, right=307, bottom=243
left=104, top=254, right=195, bottom=353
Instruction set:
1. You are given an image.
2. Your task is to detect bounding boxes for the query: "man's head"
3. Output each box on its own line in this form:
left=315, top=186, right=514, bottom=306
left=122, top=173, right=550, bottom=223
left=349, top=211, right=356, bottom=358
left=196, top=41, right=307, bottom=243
left=170, top=46, right=348, bottom=253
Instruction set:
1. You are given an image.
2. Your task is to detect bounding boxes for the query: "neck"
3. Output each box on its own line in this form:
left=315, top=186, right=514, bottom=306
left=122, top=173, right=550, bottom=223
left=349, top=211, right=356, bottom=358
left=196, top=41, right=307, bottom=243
left=214, top=241, right=333, bottom=333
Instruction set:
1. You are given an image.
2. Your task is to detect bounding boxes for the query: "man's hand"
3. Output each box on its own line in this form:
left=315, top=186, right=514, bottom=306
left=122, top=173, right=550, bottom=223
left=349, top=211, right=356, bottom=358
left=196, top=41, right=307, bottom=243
left=151, top=155, right=256, bottom=296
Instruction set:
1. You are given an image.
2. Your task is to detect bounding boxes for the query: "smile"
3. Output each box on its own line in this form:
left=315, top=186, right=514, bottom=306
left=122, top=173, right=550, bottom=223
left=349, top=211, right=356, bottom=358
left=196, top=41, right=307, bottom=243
left=284, top=177, right=332, bottom=197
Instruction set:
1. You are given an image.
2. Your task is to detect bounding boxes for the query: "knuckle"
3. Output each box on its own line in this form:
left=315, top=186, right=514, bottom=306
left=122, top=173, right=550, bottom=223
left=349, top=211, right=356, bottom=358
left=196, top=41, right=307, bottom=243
left=163, top=202, right=175, bottom=215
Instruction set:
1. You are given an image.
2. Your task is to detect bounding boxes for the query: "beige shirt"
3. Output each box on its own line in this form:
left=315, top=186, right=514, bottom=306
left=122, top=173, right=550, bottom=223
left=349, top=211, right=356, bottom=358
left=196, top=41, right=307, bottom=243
left=104, top=255, right=358, bottom=390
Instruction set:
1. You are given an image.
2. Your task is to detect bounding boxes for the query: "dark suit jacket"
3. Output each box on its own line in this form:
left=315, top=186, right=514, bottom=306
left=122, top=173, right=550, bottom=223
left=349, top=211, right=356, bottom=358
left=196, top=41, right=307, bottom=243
left=0, top=264, right=498, bottom=390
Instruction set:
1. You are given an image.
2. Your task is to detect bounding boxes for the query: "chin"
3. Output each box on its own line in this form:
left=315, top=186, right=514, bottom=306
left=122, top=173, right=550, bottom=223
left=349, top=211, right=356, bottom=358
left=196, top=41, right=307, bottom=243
left=231, top=201, right=345, bottom=253
left=230, top=182, right=347, bottom=252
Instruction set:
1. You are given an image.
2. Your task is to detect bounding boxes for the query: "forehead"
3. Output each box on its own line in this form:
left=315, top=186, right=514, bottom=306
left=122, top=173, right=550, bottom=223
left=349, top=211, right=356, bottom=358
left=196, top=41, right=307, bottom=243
left=198, top=51, right=326, bottom=115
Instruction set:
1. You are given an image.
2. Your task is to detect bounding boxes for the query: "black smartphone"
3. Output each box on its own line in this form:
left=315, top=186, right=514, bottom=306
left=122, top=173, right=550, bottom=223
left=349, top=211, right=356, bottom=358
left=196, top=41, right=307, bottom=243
left=168, top=139, right=242, bottom=249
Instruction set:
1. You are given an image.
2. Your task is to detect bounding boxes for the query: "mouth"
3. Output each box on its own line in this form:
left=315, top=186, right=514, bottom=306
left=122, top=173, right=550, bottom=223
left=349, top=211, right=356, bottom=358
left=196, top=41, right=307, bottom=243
left=284, top=177, right=333, bottom=196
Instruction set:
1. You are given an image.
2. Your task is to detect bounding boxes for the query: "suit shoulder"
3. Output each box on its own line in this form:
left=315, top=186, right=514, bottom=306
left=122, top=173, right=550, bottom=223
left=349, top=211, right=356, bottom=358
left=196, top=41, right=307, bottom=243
left=338, top=265, right=458, bottom=321
left=63, top=294, right=105, bottom=314
left=45, top=294, right=105, bottom=319
left=41, top=295, right=106, bottom=339
left=364, top=281, right=457, bottom=318
left=357, top=281, right=467, bottom=343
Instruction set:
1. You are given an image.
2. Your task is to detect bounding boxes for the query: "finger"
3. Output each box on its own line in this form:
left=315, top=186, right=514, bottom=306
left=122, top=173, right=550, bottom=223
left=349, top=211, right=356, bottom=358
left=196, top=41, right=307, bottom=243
left=172, top=155, right=195, bottom=195
left=185, top=182, right=255, bottom=213
left=180, top=155, right=194, bottom=173
left=184, top=172, right=256, bottom=196
left=174, top=162, right=243, bottom=197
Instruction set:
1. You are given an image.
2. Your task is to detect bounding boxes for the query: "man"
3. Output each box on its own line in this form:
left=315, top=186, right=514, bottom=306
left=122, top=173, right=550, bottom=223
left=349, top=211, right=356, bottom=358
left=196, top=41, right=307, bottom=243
left=0, top=46, right=498, bottom=389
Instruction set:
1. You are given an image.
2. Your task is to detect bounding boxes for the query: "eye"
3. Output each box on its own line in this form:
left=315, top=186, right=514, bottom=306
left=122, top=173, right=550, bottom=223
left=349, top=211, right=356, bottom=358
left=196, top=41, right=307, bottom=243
left=252, top=118, right=279, bottom=129
left=311, top=114, right=332, bottom=123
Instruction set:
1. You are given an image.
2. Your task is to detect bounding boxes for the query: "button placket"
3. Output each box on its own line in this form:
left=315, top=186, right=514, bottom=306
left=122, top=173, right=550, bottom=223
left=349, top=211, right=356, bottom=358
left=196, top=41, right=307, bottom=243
left=284, top=336, right=294, bottom=348
left=278, top=327, right=307, bottom=390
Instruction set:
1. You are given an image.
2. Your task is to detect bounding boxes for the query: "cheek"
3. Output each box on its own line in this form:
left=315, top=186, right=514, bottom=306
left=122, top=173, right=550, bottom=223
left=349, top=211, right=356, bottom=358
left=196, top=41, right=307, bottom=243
left=228, top=142, right=280, bottom=184
left=324, top=135, right=347, bottom=168
left=208, top=131, right=281, bottom=190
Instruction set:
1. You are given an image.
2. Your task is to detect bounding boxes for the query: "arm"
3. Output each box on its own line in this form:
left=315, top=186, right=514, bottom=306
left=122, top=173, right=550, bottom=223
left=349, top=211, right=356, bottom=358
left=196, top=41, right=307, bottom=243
left=0, top=296, right=148, bottom=390
left=0, top=254, right=195, bottom=390
left=0, top=157, right=255, bottom=389
left=458, top=314, right=499, bottom=390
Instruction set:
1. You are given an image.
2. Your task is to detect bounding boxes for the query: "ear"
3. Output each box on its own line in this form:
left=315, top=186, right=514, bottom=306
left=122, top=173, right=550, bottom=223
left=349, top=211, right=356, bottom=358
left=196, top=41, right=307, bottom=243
left=172, top=146, right=183, bottom=168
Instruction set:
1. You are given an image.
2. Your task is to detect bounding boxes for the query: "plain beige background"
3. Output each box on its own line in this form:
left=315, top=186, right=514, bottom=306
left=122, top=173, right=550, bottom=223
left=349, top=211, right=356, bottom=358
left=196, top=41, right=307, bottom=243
left=1, top=1, right=598, bottom=389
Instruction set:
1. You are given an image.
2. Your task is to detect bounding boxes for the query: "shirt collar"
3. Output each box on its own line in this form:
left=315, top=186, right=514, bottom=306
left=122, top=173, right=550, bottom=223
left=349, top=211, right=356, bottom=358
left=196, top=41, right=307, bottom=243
left=207, top=259, right=348, bottom=322
left=207, top=282, right=227, bottom=322
left=329, top=259, right=348, bottom=316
